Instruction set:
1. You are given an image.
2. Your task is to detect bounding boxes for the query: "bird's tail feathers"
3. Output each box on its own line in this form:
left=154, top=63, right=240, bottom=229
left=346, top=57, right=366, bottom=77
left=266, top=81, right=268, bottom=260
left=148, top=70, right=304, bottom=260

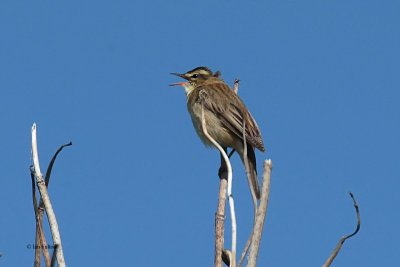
left=240, top=144, right=261, bottom=199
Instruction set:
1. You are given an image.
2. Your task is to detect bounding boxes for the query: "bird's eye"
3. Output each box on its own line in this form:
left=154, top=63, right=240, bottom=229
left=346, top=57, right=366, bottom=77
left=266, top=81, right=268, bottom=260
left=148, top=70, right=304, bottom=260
left=192, top=74, right=199, bottom=78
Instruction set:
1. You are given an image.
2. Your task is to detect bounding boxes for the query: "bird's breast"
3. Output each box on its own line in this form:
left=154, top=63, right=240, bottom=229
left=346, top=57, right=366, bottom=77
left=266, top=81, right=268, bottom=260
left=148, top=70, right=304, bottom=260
left=186, top=100, right=239, bottom=150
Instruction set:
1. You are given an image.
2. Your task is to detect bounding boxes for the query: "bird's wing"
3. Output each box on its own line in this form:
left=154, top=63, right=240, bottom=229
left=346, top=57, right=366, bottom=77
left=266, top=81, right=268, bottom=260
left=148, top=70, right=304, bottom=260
left=198, top=83, right=265, bottom=152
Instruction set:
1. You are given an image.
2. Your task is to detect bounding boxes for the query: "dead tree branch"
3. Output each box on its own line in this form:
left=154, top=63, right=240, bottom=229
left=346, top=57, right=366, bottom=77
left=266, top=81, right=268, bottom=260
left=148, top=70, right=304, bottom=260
left=30, top=167, right=51, bottom=267
left=32, top=141, right=72, bottom=267
left=247, top=160, right=272, bottom=267
left=31, top=123, right=66, bottom=267
left=216, top=178, right=228, bottom=267
left=322, top=192, right=361, bottom=267
left=31, top=168, right=48, bottom=267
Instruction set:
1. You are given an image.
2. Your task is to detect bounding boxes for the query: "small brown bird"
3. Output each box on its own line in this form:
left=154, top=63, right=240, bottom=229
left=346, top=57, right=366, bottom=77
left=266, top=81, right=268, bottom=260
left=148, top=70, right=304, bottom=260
left=170, top=67, right=265, bottom=199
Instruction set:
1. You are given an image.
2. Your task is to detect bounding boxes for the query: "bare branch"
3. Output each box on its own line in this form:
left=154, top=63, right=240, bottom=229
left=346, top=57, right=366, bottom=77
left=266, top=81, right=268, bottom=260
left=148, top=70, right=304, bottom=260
left=30, top=167, right=43, bottom=267
left=37, top=142, right=72, bottom=267
left=32, top=142, right=71, bottom=267
left=31, top=123, right=66, bottom=267
left=247, top=160, right=272, bottom=267
left=31, top=165, right=52, bottom=267
left=215, top=137, right=228, bottom=267
left=215, top=175, right=228, bottom=267
left=322, top=192, right=361, bottom=267
left=37, top=222, right=52, bottom=267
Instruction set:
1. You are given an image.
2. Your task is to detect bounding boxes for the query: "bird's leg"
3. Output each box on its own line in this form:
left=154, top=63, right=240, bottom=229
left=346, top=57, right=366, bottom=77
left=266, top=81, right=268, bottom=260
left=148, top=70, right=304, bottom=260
left=218, top=147, right=228, bottom=179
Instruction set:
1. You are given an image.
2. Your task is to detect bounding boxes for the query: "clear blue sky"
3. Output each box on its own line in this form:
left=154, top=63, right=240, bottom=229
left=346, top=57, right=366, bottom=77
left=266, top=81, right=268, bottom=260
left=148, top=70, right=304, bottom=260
left=1, top=0, right=399, bottom=266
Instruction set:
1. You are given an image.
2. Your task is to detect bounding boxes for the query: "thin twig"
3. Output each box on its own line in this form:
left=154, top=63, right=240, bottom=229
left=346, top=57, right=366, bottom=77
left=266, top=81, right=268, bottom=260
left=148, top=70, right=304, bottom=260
left=31, top=167, right=43, bottom=267
left=238, top=117, right=258, bottom=267
left=247, top=160, right=272, bottom=267
left=233, top=77, right=259, bottom=267
left=45, top=142, right=72, bottom=187
left=31, top=123, right=66, bottom=267
left=36, top=212, right=52, bottom=267
left=233, top=78, right=240, bottom=94
left=238, top=232, right=252, bottom=267
left=50, top=244, right=58, bottom=267
left=201, top=103, right=237, bottom=267
left=322, top=192, right=361, bottom=267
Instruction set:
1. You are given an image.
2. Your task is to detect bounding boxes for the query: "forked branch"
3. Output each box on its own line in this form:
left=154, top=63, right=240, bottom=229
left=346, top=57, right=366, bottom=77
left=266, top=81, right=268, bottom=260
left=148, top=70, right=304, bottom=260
left=30, top=167, right=51, bottom=267
left=31, top=123, right=66, bottom=267
left=32, top=141, right=72, bottom=267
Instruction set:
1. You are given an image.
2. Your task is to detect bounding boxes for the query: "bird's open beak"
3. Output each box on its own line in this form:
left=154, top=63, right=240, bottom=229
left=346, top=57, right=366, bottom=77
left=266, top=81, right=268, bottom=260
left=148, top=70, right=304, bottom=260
left=169, top=73, right=190, bottom=86
left=169, top=82, right=188, bottom=86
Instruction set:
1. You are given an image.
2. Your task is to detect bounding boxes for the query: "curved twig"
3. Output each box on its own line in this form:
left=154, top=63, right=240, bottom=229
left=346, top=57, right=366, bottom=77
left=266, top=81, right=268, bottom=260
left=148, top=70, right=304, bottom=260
left=238, top=117, right=258, bottom=267
left=322, top=192, right=361, bottom=267
left=44, top=142, right=72, bottom=187
left=201, top=103, right=237, bottom=267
